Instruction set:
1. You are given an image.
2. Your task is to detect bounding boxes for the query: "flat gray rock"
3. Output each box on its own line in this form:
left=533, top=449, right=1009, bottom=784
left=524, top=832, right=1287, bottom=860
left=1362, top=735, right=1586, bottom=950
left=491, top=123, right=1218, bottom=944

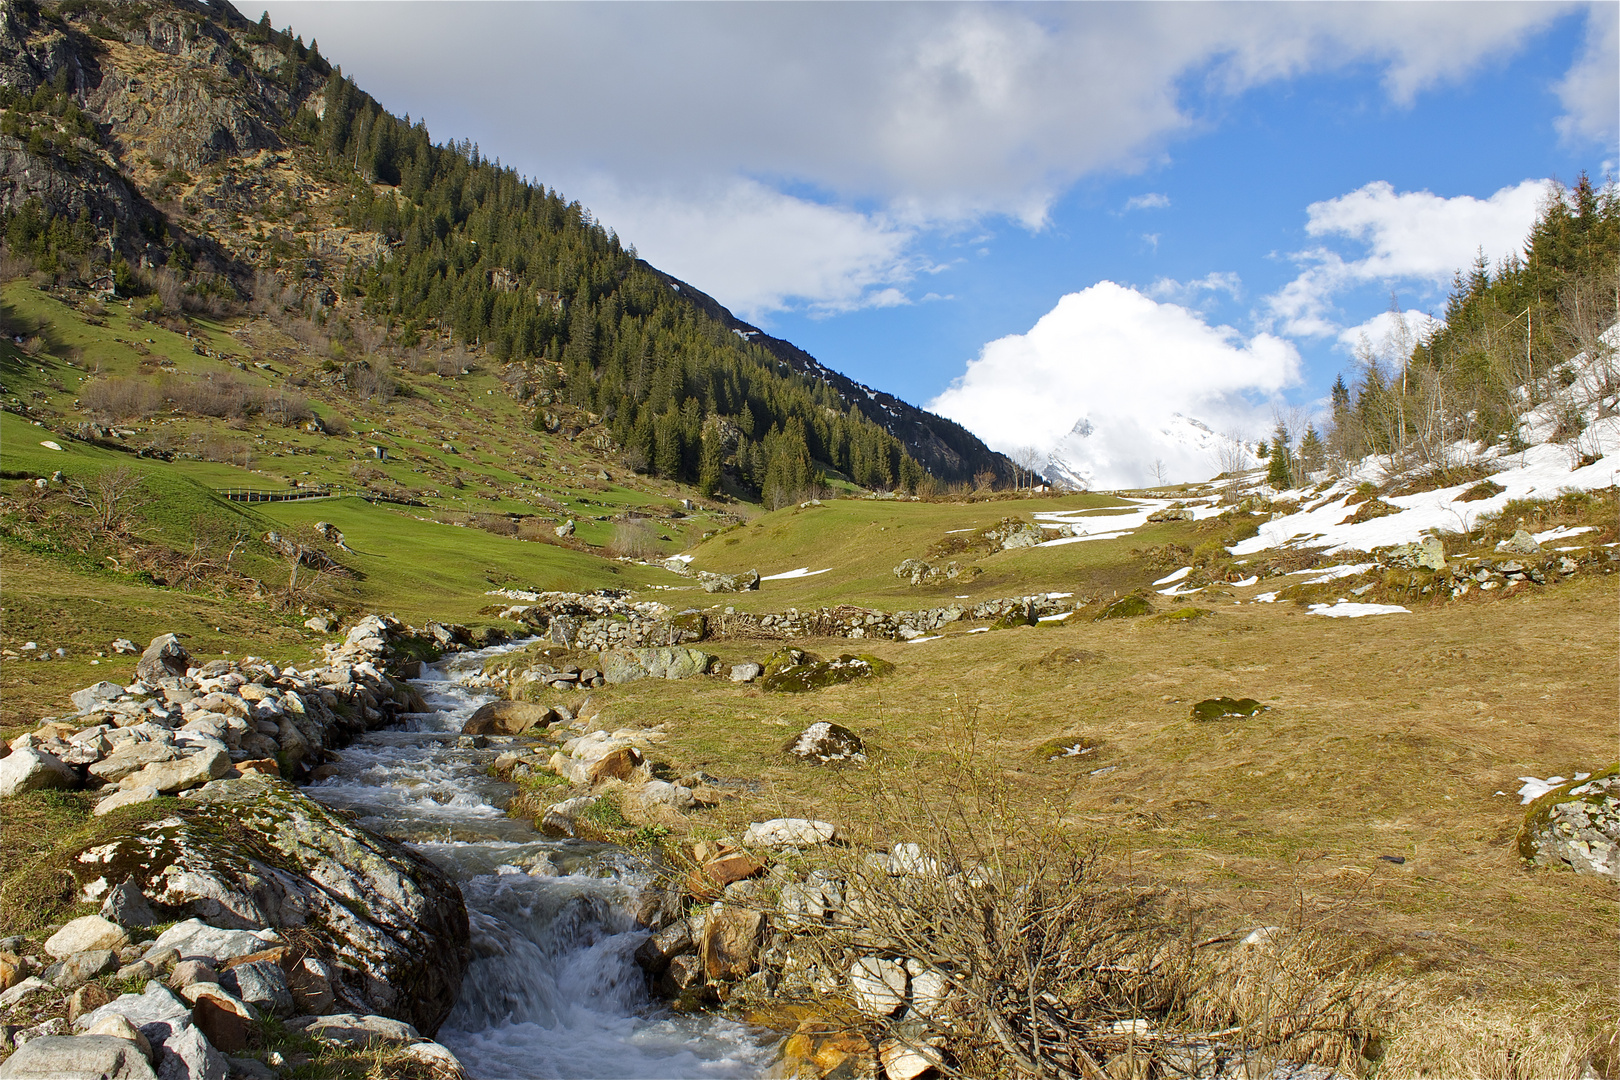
left=102, top=879, right=158, bottom=928
left=76, top=982, right=193, bottom=1046
left=289, top=1012, right=421, bottom=1047
left=72, top=681, right=129, bottom=714
left=144, top=921, right=284, bottom=966
left=0, top=1034, right=158, bottom=1079
left=155, top=1023, right=227, bottom=1080
left=221, top=960, right=293, bottom=1019
left=120, top=748, right=229, bottom=795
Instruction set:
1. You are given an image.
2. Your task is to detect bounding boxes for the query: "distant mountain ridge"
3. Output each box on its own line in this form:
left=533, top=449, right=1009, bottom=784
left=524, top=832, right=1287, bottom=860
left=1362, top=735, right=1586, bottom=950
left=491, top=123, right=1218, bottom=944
left=1043, top=411, right=1255, bottom=490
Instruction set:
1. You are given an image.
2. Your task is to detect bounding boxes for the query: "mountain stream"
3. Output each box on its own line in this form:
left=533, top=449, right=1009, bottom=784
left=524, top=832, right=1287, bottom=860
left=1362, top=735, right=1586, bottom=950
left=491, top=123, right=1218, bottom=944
left=305, top=643, right=778, bottom=1079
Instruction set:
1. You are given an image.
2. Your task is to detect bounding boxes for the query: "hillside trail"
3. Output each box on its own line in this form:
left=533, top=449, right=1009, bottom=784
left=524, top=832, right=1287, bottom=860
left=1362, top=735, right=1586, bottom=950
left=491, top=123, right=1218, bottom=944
left=304, top=642, right=776, bottom=1079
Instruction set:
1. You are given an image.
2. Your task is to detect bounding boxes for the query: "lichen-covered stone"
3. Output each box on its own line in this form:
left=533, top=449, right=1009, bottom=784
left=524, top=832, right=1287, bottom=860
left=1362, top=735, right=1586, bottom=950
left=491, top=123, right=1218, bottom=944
left=70, top=776, right=469, bottom=1035
left=600, top=646, right=713, bottom=684
left=1518, top=765, right=1619, bottom=881
left=784, top=722, right=866, bottom=764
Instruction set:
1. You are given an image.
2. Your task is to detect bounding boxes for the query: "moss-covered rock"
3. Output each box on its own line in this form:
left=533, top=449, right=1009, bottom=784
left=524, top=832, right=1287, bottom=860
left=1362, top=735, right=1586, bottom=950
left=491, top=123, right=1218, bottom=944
left=759, top=649, right=894, bottom=693
left=666, top=609, right=709, bottom=643
left=1094, top=595, right=1153, bottom=620
left=1190, top=697, right=1266, bottom=721
left=1517, top=764, right=1619, bottom=880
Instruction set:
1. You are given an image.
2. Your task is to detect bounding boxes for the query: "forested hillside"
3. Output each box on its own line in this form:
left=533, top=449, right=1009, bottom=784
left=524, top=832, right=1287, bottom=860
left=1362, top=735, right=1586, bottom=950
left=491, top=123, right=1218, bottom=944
left=1269, top=175, right=1619, bottom=486
left=0, top=0, right=1012, bottom=499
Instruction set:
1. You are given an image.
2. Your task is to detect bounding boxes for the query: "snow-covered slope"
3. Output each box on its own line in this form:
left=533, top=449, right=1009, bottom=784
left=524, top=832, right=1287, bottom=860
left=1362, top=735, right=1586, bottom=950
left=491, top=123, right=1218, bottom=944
left=1044, top=411, right=1256, bottom=491
left=1234, top=341, right=1620, bottom=555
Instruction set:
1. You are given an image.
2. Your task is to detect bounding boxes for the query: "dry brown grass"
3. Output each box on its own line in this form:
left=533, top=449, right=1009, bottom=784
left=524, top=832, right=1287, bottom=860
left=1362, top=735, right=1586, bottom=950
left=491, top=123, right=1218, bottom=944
left=552, top=572, right=1616, bottom=1073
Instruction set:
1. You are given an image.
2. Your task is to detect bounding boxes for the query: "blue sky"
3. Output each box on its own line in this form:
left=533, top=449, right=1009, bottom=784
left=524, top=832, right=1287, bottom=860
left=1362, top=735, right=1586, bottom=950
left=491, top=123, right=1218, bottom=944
left=265, top=2, right=1617, bottom=482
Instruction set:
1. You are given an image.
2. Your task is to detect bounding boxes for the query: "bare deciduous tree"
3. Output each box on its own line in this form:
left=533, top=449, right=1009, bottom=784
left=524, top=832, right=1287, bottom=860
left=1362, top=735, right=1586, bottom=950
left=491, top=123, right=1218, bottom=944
left=1011, top=446, right=1046, bottom=491
left=67, top=467, right=148, bottom=535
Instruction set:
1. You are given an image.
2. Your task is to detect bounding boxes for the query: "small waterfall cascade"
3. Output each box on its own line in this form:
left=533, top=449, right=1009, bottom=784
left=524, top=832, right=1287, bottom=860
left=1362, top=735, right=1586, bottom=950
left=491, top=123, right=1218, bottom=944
left=305, top=643, right=777, bottom=1079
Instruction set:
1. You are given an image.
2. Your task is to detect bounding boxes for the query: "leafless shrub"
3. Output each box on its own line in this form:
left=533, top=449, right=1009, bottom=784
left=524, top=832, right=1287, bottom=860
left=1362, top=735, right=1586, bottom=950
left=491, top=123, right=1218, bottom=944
left=263, top=389, right=313, bottom=427
left=607, top=518, right=659, bottom=559
left=620, top=445, right=650, bottom=475
left=146, top=266, right=185, bottom=313
left=351, top=319, right=387, bottom=359
left=345, top=359, right=396, bottom=403
left=733, top=746, right=1399, bottom=1079
left=475, top=514, right=518, bottom=537
left=0, top=247, right=36, bottom=283
left=284, top=317, right=333, bottom=354
left=194, top=433, right=255, bottom=468
left=251, top=269, right=305, bottom=317
left=163, top=373, right=260, bottom=419
left=320, top=413, right=351, bottom=436
left=515, top=517, right=556, bottom=542
left=67, top=466, right=148, bottom=534
left=81, top=376, right=163, bottom=420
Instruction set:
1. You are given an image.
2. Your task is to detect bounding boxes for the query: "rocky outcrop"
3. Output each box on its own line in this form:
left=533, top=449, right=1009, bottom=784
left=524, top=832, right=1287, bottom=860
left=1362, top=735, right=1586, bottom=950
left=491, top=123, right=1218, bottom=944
left=487, top=588, right=1079, bottom=648
left=784, top=722, right=867, bottom=764
left=892, top=558, right=981, bottom=588
left=698, top=569, right=760, bottom=594
left=0, top=623, right=428, bottom=811
left=1518, top=765, right=1619, bottom=880
left=72, top=774, right=470, bottom=1034
left=485, top=590, right=708, bottom=651
left=711, top=594, right=1072, bottom=642
left=600, top=646, right=714, bottom=684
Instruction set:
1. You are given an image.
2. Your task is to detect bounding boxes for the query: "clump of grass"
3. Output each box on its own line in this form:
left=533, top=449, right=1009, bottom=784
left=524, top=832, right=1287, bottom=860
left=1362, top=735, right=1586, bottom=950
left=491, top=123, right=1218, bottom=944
left=1377, top=988, right=1618, bottom=1080
left=0, top=789, right=183, bottom=934
left=1456, top=478, right=1506, bottom=502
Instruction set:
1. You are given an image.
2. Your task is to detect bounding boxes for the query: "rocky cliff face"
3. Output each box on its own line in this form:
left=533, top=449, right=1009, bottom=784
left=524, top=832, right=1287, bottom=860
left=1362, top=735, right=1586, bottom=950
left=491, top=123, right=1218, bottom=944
left=0, top=0, right=322, bottom=274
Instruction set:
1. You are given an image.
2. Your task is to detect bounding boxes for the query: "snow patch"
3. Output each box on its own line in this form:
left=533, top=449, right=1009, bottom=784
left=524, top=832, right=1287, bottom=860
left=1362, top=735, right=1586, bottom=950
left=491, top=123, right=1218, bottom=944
left=760, top=567, right=832, bottom=581
left=1307, top=601, right=1410, bottom=618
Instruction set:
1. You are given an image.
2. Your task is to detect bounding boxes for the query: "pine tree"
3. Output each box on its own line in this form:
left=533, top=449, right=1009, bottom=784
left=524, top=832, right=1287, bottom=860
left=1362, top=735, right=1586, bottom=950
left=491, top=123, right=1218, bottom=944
left=1298, top=425, right=1324, bottom=474
left=1266, top=424, right=1293, bottom=489
left=698, top=428, right=723, bottom=496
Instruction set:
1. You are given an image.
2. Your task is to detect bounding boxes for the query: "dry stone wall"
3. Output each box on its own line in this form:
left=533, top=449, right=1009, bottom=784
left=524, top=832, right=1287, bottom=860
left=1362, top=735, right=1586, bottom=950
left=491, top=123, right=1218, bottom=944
left=486, top=588, right=1077, bottom=647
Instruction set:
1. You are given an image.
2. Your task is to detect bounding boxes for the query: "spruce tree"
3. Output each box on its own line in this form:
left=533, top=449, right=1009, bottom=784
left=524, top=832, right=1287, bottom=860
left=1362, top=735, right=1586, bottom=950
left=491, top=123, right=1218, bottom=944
left=1266, top=424, right=1294, bottom=489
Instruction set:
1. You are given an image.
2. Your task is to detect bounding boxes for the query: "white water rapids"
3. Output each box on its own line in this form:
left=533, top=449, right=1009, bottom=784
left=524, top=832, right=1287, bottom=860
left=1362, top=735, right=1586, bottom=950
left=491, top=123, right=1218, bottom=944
left=304, top=644, right=778, bottom=1079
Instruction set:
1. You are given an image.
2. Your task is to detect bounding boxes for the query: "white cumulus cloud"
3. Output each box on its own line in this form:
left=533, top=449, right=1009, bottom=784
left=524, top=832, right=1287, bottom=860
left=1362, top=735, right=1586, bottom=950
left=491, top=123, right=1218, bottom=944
left=580, top=178, right=918, bottom=321
left=263, top=2, right=1582, bottom=318
left=928, top=282, right=1299, bottom=488
left=1124, top=193, right=1172, bottom=212
left=1555, top=2, right=1619, bottom=146
left=1336, top=309, right=1447, bottom=360
left=1265, top=179, right=1549, bottom=337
